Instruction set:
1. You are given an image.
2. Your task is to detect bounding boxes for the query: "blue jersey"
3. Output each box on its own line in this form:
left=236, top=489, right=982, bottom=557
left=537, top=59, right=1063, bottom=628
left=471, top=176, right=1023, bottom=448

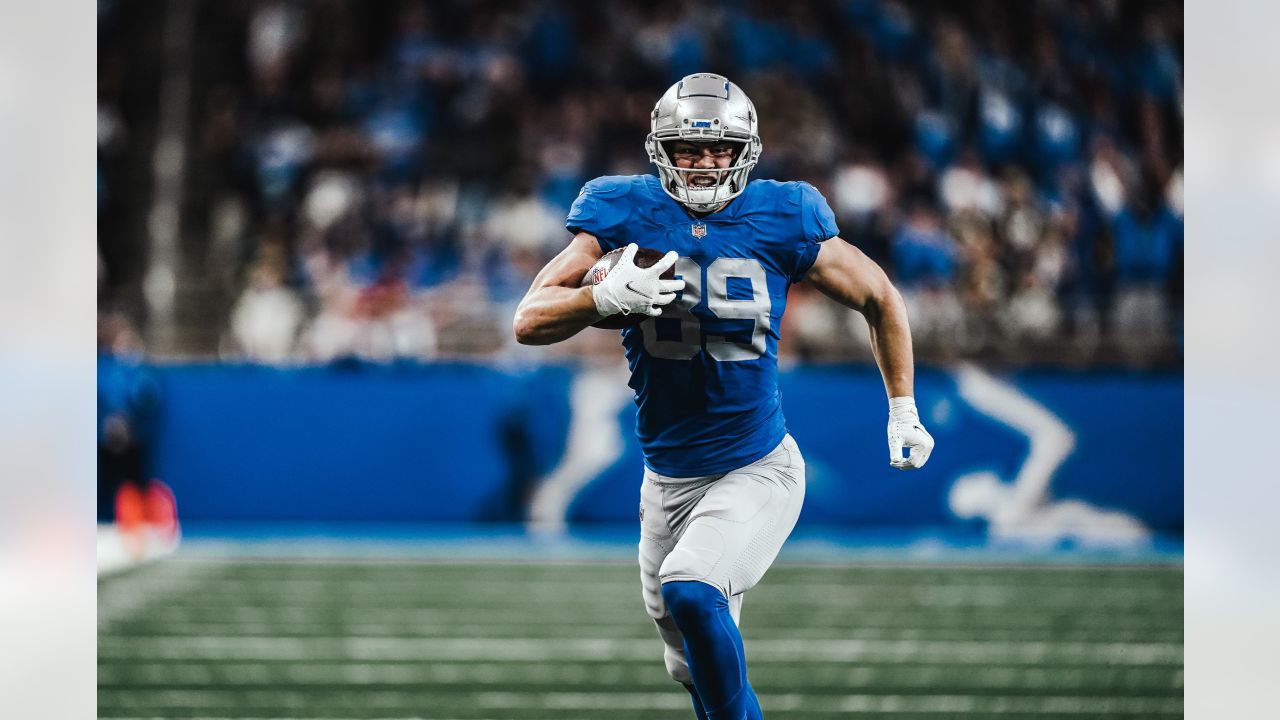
left=566, top=174, right=839, bottom=476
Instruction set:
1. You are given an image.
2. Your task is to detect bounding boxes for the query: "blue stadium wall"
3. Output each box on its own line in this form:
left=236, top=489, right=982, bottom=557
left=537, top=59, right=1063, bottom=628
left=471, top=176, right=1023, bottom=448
left=149, top=362, right=1183, bottom=533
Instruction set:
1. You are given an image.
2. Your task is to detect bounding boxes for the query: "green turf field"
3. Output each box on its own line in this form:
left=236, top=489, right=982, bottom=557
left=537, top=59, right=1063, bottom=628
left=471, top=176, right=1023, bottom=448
left=98, top=558, right=1182, bottom=719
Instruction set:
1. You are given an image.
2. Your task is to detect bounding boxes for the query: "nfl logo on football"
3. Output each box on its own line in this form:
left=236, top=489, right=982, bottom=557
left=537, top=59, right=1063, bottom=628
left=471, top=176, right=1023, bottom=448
left=691, top=223, right=707, bottom=238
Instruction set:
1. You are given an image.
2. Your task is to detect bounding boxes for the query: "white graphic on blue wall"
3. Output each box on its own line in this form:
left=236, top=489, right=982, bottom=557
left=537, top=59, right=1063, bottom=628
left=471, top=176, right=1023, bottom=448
left=950, top=364, right=1149, bottom=548
left=527, top=363, right=633, bottom=534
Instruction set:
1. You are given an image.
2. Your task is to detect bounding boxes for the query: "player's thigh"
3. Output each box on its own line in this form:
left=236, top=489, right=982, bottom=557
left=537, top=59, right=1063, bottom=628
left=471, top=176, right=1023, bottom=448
left=639, top=469, right=707, bottom=620
left=659, top=435, right=806, bottom=596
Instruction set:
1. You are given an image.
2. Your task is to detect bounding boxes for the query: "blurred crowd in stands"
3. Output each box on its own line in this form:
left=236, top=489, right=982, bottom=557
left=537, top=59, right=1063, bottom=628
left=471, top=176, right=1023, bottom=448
left=98, top=0, right=1183, bottom=367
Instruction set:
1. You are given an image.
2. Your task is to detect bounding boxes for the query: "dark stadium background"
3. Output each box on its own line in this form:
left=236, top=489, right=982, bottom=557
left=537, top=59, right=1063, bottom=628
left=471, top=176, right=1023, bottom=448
left=97, top=1, right=1183, bottom=718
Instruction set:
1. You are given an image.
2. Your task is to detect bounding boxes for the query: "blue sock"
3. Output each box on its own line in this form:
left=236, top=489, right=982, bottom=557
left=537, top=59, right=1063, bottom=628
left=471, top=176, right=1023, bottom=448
left=662, top=580, right=762, bottom=720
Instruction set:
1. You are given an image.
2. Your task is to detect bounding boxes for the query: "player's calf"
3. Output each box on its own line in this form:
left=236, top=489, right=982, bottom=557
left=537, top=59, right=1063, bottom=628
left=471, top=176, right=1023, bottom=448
left=661, top=580, right=763, bottom=720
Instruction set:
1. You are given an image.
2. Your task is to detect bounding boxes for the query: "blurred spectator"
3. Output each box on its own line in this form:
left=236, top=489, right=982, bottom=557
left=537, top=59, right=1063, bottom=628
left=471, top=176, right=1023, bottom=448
left=891, top=201, right=966, bottom=352
left=938, top=150, right=1001, bottom=218
left=98, top=310, right=180, bottom=557
left=483, top=168, right=566, bottom=261
left=924, top=19, right=978, bottom=141
left=833, top=149, right=892, bottom=221
left=98, top=312, right=158, bottom=521
left=297, top=222, right=439, bottom=362
left=831, top=147, right=895, bottom=267
left=226, top=242, right=304, bottom=363
left=1107, top=169, right=1183, bottom=363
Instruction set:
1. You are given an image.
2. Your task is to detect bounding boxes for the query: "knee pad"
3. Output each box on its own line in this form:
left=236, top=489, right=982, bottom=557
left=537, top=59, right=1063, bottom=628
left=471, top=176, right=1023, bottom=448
left=653, top=615, right=693, bottom=684
left=661, top=580, right=727, bottom=631
left=664, top=646, right=692, bottom=684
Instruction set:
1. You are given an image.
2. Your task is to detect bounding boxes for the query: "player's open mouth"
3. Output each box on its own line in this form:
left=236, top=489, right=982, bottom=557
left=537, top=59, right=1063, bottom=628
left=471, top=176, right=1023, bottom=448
left=688, top=175, right=718, bottom=187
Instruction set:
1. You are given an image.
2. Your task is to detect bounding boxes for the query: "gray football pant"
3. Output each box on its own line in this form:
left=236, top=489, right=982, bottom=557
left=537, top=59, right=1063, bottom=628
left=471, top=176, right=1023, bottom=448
left=638, top=434, right=806, bottom=684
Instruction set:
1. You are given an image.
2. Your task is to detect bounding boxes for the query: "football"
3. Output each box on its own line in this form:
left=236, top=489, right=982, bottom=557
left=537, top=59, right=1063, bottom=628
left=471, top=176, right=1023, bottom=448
left=581, top=246, right=675, bottom=329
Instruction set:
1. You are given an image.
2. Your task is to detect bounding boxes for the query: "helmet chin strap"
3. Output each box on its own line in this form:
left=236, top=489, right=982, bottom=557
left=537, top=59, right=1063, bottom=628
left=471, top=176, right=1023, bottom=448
left=675, top=167, right=738, bottom=212
left=686, top=200, right=727, bottom=214
left=682, top=185, right=732, bottom=213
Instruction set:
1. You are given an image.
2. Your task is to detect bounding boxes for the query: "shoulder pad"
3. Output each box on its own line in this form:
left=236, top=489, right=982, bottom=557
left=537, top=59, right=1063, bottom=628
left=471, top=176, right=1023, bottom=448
left=738, top=179, right=793, bottom=210
left=787, top=181, right=816, bottom=207
left=581, top=175, right=640, bottom=200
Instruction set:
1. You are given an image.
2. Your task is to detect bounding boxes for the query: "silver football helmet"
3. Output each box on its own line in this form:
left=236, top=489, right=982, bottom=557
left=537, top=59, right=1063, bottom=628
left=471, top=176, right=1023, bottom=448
left=645, top=73, right=763, bottom=212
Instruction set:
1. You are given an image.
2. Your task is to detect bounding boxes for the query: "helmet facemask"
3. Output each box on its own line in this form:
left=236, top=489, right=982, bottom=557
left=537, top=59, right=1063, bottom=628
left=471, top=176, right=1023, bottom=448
left=646, top=134, right=760, bottom=213
left=645, top=73, right=763, bottom=213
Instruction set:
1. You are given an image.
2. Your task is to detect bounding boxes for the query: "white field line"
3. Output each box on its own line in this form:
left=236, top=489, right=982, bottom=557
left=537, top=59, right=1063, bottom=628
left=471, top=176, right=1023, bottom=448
left=136, top=585, right=1178, bottom=605
left=474, top=692, right=1181, bottom=714
left=122, top=605, right=1175, bottom=620
left=180, top=577, right=1176, bottom=594
left=94, top=621, right=1182, bottom=641
left=185, top=567, right=1175, bottom=583
left=168, top=552, right=1181, bottom=569
left=97, top=635, right=1182, bottom=665
left=98, top=661, right=1183, bottom=690
left=127, top=605, right=1179, bottom=623
left=98, top=561, right=224, bottom=630
left=98, top=691, right=1182, bottom=715
left=137, top=597, right=1173, bottom=613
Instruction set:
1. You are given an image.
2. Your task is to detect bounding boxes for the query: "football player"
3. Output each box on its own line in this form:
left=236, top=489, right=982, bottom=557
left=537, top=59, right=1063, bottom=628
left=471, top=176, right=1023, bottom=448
left=513, top=73, right=934, bottom=720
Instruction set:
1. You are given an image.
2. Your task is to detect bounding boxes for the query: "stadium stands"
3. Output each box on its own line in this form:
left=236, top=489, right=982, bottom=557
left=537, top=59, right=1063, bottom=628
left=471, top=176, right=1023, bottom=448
left=98, top=0, right=1183, bottom=367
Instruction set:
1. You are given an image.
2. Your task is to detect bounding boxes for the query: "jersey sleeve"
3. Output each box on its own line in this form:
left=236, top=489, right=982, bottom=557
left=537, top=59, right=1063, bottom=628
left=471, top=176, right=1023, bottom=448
left=565, top=176, right=634, bottom=252
left=791, top=182, right=840, bottom=282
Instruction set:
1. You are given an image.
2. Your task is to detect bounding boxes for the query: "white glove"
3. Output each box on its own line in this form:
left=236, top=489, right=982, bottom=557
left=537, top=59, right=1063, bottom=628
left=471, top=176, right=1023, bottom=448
left=887, top=397, right=934, bottom=470
left=592, top=244, right=685, bottom=318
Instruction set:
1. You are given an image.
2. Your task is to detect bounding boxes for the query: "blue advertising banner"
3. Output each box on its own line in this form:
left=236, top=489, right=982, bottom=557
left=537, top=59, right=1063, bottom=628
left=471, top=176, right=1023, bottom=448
left=565, top=365, right=1182, bottom=545
left=148, top=362, right=1182, bottom=543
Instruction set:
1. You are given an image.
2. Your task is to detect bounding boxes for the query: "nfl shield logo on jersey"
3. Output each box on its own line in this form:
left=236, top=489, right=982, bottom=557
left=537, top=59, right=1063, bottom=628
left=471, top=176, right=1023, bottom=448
left=691, top=223, right=707, bottom=238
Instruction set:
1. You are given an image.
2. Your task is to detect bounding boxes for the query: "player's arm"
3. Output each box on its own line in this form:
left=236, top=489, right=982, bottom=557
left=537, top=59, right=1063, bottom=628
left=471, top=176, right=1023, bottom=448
left=512, top=233, right=683, bottom=345
left=803, top=237, right=934, bottom=469
left=513, top=232, right=607, bottom=345
left=804, top=238, right=913, bottom=397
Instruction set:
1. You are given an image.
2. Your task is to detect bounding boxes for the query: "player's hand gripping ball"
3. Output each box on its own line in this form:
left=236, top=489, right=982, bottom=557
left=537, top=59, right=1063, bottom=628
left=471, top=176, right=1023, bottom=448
left=581, top=243, right=683, bottom=329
